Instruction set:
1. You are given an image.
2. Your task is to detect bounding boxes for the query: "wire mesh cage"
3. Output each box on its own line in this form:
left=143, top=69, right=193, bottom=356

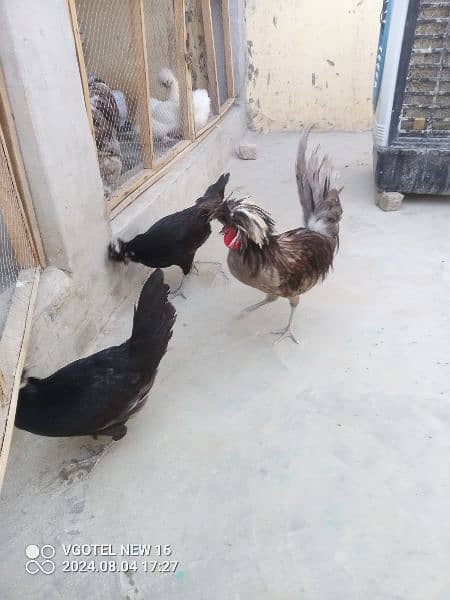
left=0, top=137, right=36, bottom=338
left=75, top=0, right=152, bottom=198
left=185, top=0, right=215, bottom=132
left=71, top=0, right=234, bottom=212
left=399, top=0, right=450, bottom=136
left=143, top=0, right=190, bottom=162
left=0, top=130, right=37, bottom=465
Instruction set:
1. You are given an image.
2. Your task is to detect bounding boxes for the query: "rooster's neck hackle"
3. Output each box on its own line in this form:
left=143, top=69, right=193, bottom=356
left=227, top=199, right=276, bottom=248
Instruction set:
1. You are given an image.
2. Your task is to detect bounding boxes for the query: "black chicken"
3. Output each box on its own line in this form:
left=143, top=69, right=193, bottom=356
left=15, top=269, right=175, bottom=440
left=108, top=173, right=230, bottom=294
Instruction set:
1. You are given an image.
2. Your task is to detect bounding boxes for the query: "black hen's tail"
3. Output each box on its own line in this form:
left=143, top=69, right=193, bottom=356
left=129, top=269, right=176, bottom=372
left=197, top=173, right=230, bottom=205
left=108, top=238, right=127, bottom=263
left=296, top=127, right=343, bottom=248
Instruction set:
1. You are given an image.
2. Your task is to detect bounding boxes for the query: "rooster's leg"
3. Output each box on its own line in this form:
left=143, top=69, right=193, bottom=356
left=272, top=297, right=300, bottom=344
left=242, top=294, right=278, bottom=315
left=170, top=260, right=195, bottom=299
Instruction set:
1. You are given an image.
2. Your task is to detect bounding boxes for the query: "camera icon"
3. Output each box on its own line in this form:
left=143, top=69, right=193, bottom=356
left=25, top=544, right=56, bottom=575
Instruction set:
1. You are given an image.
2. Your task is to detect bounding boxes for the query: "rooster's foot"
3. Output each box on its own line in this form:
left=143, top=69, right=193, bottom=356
left=58, top=442, right=114, bottom=485
left=271, top=326, right=300, bottom=345
left=169, top=289, right=187, bottom=300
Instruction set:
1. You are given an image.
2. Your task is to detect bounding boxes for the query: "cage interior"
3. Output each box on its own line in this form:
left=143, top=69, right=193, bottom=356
left=185, top=0, right=215, bottom=132
left=143, top=0, right=189, bottom=162
left=75, top=0, right=149, bottom=198
left=0, top=134, right=36, bottom=446
left=0, top=137, right=35, bottom=338
left=211, top=0, right=229, bottom=106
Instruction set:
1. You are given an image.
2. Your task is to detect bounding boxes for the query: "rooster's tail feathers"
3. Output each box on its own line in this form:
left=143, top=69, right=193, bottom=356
left=296, top=126, right=342, bottom=244
left=108, top=239, right=126, bottom=263
left=129, top=269, right=176, bottom=368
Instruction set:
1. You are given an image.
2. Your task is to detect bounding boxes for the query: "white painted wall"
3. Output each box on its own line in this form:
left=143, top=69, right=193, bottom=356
left=245, top=0, right=382, bottom=131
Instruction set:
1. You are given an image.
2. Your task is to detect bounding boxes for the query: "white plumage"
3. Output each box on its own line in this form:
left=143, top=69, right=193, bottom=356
left=231, top=201, right=274, bottom=248
left=150, top=68, right=211, bottom=140
left=192, top=88, right=212, bottom=131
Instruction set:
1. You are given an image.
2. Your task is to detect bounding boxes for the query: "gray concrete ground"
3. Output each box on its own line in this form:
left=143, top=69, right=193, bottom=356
left=1, top=132, right=450, bottom=600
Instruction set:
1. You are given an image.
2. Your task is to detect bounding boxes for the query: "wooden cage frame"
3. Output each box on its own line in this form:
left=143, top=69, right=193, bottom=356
left=0, top=64, right=43, bottom=489
left=68, top=0, right=235, bottom=219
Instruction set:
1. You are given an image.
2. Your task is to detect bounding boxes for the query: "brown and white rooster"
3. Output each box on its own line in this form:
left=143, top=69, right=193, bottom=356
left=213, top=127, right=343, bottom=344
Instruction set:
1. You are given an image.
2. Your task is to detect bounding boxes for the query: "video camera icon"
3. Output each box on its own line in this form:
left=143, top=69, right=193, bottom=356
left=25, top=544, right=56, bottom=575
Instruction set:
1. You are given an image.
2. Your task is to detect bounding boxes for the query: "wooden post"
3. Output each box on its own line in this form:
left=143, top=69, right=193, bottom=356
left=130, top=0, right=154, bottom=169
left=67, top=0, right=96, bottom=142
left=201, top=0, right=220, bottom=115
left=174, top=0, right=195, bottom=140
left=221, top=0, right=235, bottom=100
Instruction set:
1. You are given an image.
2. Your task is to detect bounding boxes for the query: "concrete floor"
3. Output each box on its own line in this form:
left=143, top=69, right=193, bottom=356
left=1, top=131, right=450, bottom=599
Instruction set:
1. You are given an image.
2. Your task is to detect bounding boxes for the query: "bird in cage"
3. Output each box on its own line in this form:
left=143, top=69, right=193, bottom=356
left=88, top=75, right=123, bottom=197
left=108, top=173, right=229, bottom=298
left=211, top=127, right=343, bottom=344
left=15, top=270, right=176, bottom=441
left=150, top=67, right=211, bottom=142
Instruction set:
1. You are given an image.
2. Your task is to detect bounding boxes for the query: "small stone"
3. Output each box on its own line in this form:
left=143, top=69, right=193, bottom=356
left=238, top=143, right=257, bottom=160
left=376, top=191, right=404, bottom=211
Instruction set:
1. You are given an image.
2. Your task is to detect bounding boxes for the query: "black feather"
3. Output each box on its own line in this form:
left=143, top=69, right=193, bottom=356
left=15, top=270, right=176, bottom=440
left=108, top=239, right=126, bottom=263
left=108, top=174, right=230, bottom=275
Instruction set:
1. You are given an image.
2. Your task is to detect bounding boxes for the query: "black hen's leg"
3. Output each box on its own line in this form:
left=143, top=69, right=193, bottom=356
left=181, top=256, right=195, bottom=276
left=170, top=256, right=195, bottom=299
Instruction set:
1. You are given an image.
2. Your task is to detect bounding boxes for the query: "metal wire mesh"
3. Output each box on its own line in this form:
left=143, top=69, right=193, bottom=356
left=211, top=0, right=229, bottom=106
left=75, top=0, right=149, bottom=198
left=143, top=0, right=189, bottom=161
left=0, top=136, right=36, bottom=338
left=185, top=0, right=215, bottom=132
left=400, top=0, right=450, bottom=136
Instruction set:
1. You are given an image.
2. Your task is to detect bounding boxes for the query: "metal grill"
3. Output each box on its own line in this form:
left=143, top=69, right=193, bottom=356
left=399, top=0, right=450, bottom=136
left=143, top=0, right=189, bottom=162
left=0, top=127, right=37, bottom=473
left=70, top=0, right=234, bottom=212
left=0, top=137, right=36, bottom=337
left=75, top=0, right=150, bottom=198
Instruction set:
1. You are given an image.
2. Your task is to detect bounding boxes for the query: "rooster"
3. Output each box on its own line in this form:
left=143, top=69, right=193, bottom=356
left=15, top=270, right=175, bottom=440
left=213, top=128, right=342, bottom=343
left=108, top=173, right=230, bottom=296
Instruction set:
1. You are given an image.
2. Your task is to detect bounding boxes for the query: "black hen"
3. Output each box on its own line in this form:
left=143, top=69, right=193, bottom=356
left=15, top=270, right=176, bottom=440
left=108, top=173, right=230, bottom=280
